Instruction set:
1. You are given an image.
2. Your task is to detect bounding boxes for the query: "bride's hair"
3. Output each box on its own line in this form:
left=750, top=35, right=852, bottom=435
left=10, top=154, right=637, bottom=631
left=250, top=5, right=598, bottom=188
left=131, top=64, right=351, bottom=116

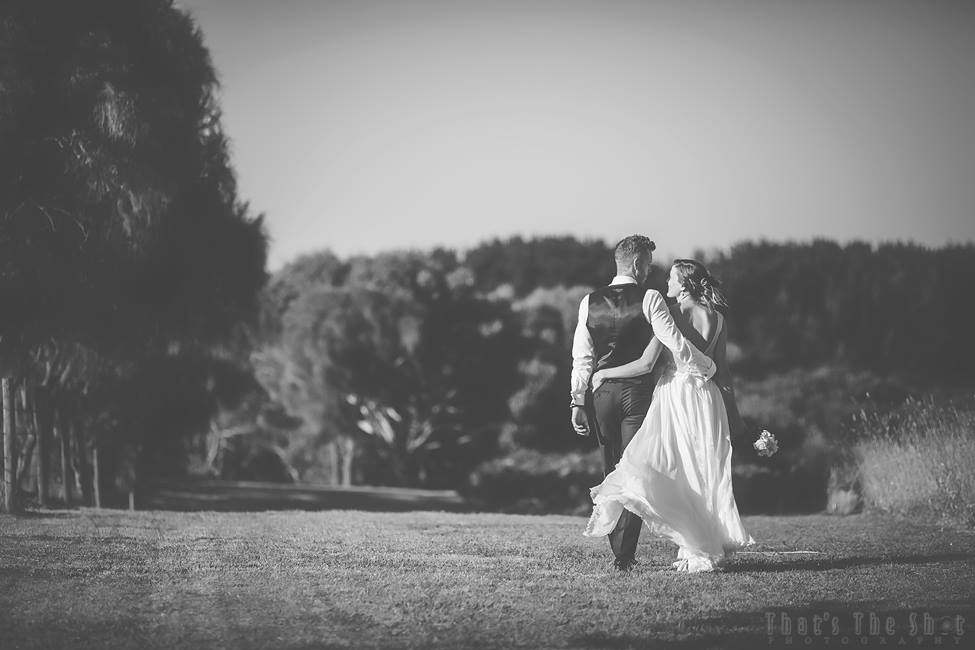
left=672, top=258, right=728, bottom=313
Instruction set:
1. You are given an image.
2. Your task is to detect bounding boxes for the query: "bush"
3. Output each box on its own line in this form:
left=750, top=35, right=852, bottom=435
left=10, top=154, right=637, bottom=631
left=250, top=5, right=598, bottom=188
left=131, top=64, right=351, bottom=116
left=853, top=397, right=975, bottom=527
left=465, top=442, right=832, bottom=516
left=464, top=449, right=604, bottom=515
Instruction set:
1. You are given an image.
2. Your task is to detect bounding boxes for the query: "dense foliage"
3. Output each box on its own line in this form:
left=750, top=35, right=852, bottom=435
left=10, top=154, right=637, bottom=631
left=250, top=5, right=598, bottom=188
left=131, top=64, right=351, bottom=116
left=251, top=251, right=520, bottom=488
left=0, top=0, right=267, bottom=511
left=707, top=240, right=975, bottom=381
left=220, top=237, right=975, bottom=505
left=2, top=3, right=972, bottom=514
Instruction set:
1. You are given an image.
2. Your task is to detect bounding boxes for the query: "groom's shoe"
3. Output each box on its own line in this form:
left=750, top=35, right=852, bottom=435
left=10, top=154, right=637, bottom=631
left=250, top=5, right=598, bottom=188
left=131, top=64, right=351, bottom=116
left=613, top=557, right=638, bottom=572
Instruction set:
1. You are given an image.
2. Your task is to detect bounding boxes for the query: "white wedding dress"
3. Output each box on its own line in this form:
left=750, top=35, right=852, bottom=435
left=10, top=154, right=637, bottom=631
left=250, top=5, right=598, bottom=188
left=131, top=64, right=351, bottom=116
left=584, top=312, right=754, bottom=572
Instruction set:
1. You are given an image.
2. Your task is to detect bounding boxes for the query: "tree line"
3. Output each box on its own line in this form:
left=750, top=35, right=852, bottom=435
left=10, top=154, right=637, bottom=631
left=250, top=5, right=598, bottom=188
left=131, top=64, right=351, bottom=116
left=232, top=237, right=975, bottom=490
left=3, top=2, right=974, bottom=510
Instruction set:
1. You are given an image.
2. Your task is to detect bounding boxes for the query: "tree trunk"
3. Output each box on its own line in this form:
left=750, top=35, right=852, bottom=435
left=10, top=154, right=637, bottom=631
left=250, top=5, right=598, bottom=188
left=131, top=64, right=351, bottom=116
left=92, top=445, right=101, bottom=509
left=56, top=410, right=72, bottom=507
left=71, top=422, right=91, bottom=505
left=16, top=433, right=35, bottom=492
left=14, top=384, right=35, bottom=498
left=340, top=437, right=355, bottom=486
left=2, top=377, right=16, bottom=514
left=328, top=440, right=340, bottom=486
left=118, top=443, right=138, bottom=511
left=34, top=388, right=49, bottom=507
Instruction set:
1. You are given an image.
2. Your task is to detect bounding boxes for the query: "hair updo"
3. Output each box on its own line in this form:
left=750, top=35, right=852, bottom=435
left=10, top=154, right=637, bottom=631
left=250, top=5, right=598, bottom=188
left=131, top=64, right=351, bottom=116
left=672, top=258, right=728, bottom=313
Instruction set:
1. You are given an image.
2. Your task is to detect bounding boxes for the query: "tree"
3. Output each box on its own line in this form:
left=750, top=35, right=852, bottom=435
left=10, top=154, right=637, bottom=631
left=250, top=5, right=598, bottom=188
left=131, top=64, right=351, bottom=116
left=705, top=240, right=975, bottom=379
left=0, top=0, right=268, bottom=511
left=464, top=236, right=617, bottom=296
left=252, top=250, right=520, bottom=487
left=253, top=287, right=408, bottom=485
left=504, top=285, right=594, bottom=451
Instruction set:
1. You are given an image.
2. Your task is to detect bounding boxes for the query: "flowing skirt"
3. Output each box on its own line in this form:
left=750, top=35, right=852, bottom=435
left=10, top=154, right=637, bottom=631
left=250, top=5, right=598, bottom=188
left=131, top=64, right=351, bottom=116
left=584, top=369, right=754, bottom=572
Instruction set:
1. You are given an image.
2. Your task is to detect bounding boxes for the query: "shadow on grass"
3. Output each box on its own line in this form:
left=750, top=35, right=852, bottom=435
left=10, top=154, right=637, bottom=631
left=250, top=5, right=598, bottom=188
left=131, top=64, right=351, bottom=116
left=140, top=478, right=472, bottom=513
left=7, top=510, right=77, bottom=519
left=725, top=551, right=975, bottom=573
left=569, top=599, right=974, bottom=649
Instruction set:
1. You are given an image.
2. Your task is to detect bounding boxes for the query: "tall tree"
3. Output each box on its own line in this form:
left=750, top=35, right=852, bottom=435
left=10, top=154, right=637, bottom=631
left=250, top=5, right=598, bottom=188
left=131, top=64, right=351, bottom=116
left=252, top=251, right=519, bottom=487
left=0, top=0, right=267, bottom=511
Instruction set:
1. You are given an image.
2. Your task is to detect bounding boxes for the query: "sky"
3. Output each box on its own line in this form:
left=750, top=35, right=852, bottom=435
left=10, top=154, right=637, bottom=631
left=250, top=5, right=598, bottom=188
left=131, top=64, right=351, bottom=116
left=176, top=0, right=975, bottom=269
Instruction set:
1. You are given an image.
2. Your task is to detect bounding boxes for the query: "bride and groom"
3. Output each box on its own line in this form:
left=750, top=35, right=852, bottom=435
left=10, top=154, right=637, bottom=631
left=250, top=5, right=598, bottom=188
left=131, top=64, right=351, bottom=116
left=570, top=234, right=754, bottom=573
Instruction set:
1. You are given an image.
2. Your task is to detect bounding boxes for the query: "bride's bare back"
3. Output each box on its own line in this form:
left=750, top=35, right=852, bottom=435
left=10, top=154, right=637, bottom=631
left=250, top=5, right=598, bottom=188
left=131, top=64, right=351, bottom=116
left=672, top=301, right=720, bottom=360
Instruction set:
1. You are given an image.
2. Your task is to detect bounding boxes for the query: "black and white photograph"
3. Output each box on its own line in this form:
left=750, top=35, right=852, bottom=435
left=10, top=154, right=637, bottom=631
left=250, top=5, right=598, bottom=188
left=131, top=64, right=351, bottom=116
left=1, top=1, right=974, bottom=648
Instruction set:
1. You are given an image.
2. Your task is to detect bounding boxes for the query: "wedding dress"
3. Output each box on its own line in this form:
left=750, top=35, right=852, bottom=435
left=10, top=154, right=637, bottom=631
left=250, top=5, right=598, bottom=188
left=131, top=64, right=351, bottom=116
left=584, top=312, right=754, bottom=572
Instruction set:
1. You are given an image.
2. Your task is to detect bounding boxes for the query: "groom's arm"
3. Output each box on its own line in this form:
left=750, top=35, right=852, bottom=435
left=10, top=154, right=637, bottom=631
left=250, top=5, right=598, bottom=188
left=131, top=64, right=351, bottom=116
left=569, top=294, right=593, bottom=407
left=642, top=290, right=716, bottom=380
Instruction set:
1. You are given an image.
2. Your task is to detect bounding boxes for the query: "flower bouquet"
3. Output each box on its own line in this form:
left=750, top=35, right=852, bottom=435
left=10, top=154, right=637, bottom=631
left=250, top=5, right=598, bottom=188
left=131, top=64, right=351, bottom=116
left=753, top=429, right=778, bottom=457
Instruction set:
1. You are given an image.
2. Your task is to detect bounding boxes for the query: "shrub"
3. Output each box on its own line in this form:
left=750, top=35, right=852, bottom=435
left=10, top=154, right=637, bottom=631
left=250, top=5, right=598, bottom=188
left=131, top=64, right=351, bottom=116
left=464, top=449, right=604, bottom=514
left=465, top=442, right=831, bottom=516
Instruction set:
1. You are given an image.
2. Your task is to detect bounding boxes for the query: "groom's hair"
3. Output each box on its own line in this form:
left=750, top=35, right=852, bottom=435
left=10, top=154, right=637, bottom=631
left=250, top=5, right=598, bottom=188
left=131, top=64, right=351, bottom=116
left=614, top=235, right=656, bottom=265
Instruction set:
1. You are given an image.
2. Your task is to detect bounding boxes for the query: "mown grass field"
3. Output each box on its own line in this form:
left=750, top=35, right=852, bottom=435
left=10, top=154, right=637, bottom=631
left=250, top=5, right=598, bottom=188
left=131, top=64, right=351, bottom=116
left=1, top=509, right=973, bottom=649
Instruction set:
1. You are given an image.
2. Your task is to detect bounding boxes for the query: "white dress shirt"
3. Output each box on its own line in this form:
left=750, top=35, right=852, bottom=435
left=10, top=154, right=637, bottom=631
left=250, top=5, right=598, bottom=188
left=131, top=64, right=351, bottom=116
left=569, top=276, right=717, bottom=406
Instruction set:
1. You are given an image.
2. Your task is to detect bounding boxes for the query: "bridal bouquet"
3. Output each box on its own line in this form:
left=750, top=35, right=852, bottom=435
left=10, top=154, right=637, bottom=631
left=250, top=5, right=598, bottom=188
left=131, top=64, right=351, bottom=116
left=753, top=429, right=778, bottom=457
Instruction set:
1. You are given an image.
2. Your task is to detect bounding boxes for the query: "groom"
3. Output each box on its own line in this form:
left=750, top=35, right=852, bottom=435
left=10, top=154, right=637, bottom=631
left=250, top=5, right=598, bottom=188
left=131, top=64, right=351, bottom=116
left=570, top=235, right=715, bottom=571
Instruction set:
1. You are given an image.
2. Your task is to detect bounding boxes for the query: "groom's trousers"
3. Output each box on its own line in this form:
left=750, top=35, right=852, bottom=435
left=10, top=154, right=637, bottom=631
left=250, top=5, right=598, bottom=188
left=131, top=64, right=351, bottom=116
left=588, top=374, right=654, bottom=563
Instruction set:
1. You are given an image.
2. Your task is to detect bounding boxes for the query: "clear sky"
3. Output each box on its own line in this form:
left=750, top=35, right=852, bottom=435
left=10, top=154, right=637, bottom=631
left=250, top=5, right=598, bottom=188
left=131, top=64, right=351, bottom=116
left=176, top=0, right=975, bottom=269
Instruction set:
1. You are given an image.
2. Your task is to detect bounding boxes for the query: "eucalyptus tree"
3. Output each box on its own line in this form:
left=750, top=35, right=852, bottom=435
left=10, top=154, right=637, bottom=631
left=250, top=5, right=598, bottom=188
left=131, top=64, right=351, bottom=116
left=253, top=251, right=518, bottom=487
left=254, top=286, right=408, bottom=485
left=0, top=0, right=267, bottom=511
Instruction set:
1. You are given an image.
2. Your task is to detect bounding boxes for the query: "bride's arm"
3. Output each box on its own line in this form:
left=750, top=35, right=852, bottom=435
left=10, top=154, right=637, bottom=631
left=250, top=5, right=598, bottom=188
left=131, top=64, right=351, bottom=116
left=643, top=290, right=716, bottom=379
left=713, top=324, right=746, bottom=436
left=592, top=338, right=663, bottom=389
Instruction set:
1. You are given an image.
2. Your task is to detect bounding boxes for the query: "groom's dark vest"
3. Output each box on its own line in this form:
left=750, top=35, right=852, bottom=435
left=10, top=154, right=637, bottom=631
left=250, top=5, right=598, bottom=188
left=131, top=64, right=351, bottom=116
left=587, top=284, right=654, bottom=373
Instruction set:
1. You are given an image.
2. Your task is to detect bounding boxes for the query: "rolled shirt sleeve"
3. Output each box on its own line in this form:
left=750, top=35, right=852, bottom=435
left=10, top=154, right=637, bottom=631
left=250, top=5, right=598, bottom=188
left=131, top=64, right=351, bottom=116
left=642, top=290, right=717, bottom=380
left=569, top=294, right=593, bottom=406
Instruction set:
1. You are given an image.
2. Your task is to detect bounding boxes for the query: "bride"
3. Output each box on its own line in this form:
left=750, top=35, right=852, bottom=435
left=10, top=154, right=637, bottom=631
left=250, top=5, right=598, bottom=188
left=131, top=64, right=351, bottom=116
left=584, top=258, right=754, bottom=572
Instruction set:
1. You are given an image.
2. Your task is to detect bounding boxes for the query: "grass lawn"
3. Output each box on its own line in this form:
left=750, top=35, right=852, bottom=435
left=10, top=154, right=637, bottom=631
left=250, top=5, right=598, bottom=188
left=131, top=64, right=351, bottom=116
left=1, top=509, right=973, bottom=649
